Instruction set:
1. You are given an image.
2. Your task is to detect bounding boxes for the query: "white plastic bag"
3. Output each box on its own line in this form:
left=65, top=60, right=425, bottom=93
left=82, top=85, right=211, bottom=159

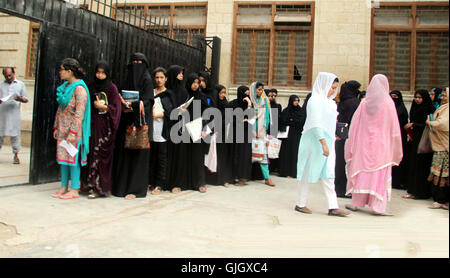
left=205, top=133, right=217, bottom=172
left=252, top=138, right=266, bottom=163
left=268, top=138, right=281, bottom=159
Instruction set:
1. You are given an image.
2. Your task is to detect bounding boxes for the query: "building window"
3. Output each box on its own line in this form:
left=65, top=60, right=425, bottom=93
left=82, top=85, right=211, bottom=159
left=371, top=3, right=449, bottom=91
left=232, top=2, right=314, bottom=88
left=26, top=23, right=39, bottom=79
left=114, top=2, right=207, bottom=46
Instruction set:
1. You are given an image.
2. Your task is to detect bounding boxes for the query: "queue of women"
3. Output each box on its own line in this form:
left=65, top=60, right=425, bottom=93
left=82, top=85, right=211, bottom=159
left=50, top=54, right=449, bottom=217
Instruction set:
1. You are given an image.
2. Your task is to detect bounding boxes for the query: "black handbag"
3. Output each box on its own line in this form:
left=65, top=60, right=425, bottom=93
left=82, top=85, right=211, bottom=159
left=336, top=122, right=349, bottom=139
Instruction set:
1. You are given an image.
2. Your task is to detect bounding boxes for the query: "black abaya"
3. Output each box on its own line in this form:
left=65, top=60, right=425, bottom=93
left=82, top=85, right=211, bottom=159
left=334, top=81, right=361, bottom=197
left=112, top=53, right=153, bottom=198
left=406, top=90, right=435, bottom=199
left=167, top=73, right=209, bottom=191
left=390, top=90, right=409, bottom=189
left=205, top=85, right=234, bottom=185
left=279, top=95, right=305, bottom=178
left=230, top=86, right=253, bottom=181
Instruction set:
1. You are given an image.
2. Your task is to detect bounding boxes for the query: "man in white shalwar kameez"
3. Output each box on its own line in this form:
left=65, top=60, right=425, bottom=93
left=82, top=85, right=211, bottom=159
left=0, top=67, right=29, bottom=164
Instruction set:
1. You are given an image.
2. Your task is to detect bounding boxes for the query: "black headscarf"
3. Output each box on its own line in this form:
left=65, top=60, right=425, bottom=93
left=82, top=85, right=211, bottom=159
left=410, top=89, right=435, bottom=122
left=280, top=95, right=304, bottom=131
left=186, top=73, right=208, bottom=109
left=127, top=52, right=150, bottom=90
left=93, top=60, right=112, bottom=94
left=185, top=73, right=200, bottom=97
left=167, top=65, right=184, bottom=90
left=287, top=95, right=301, bottom=117
left=390, top=90, right=405, bottom=108
left=339, top=80, right=361, bottom=101
left=198, top=71, right=217, bottom=107
left=233, top=85, right=250, bottom=110
left=167, top=65, right=188, bottom=106
left=390, top=90, right=409, bottom=129
left=215, top=84, right=228, bottom=113
left=337, top=80, right=361, bottom=124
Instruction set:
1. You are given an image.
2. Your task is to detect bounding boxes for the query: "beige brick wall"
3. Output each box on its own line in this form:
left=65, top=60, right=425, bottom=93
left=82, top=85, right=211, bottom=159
left=0, top=13, right=31, bottom=80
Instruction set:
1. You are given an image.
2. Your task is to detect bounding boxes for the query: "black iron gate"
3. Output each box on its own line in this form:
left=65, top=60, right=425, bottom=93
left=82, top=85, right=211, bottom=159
left=30, top=23, right=100, bottom=184
left=0, top=0, right=213, bottom=184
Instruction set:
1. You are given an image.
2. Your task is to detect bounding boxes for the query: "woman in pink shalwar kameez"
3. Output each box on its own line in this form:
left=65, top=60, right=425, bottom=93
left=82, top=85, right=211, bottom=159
left=344, top=74, right=403, bottom=215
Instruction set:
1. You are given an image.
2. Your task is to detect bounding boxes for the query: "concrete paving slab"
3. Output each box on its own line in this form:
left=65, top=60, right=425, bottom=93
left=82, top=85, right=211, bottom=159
left=0, top=175, right=448, bottom=258
left=0, top=146, right=29, bottom=187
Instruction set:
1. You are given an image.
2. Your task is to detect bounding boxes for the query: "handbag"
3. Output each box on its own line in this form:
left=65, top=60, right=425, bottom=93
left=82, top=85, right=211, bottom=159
left=268, top=138, right=281, bottom=159
left=124, top=115, right=150, bottom=150
left=252, top=138, right=266, bottom=163
left=417, top=125, right=433, bottom=154
left=336, top=122, right=349, bottom=139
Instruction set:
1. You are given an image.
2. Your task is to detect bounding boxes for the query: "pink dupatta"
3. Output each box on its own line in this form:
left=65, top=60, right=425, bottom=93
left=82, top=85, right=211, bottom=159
left=345, top=74, right=403, bottom=200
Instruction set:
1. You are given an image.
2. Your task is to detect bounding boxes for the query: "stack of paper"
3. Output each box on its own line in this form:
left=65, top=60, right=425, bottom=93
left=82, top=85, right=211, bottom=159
left=59, top=140, right=79, bottom=157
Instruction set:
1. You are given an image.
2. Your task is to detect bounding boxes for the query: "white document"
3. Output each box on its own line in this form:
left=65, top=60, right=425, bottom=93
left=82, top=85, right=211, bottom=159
left=178, top=96, right=194, bottom=110
left=205, top=125, right=212, bottom=136
left=277, top=126, right=290, bottom=139
left=59, top=140, right=79, bottom=157
left=247, top=118, right=256, bottom=125
left=185, top=117, right=203, bottom=142
left=153, top=97, right=164, bottom=122
left=1, top=93, right=16, bottom=103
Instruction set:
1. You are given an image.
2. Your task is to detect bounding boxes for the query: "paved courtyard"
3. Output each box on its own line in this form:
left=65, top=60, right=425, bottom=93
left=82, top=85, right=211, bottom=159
left=0, top=169, right=448, bottom=258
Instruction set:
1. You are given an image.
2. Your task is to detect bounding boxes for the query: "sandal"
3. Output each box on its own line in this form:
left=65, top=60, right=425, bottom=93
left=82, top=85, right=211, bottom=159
left=345, top=204, right=359, bottom=212
left=52, top=191, right=67, bottom=198
left=428, top=202, right=443, bottom=209
left=372, top=211, right=394, bottom=216
left=171, top=187, right=181, bottom=194
left=88, top=192, right=100, bottom=199
left=199, top=186, right=207, bottom=193
left=402, top=194, right=415, bottom=199
left=151, top=186, right=162, bottom=195
left=224, top=183, right=230, bottom=188
left=59, top=194, right=79, bottom=200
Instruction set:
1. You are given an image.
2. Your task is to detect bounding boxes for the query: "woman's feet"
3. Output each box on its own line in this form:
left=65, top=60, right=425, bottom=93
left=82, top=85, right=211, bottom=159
left=345, top=204, right=359, bottom=211
left=294, top=206, right=312, bottom=214
left=224, top=183, right=231, bottom=188
left=151, top=186, right=162, bottom=195
left=125, top=194, right=136, bottom=200
left=264, top=179, right=275, bottom=186
left=428, top=202, right=449, bottom=210
left=328, top=208, right=351, bottom=217
left=52, top=188, right=68, bottom=198
left=88, top=192, right=103, bottom=199
left=402, top=194, right=415, bottom=199
left=59, top=189, right=79, bottom=200
left=372, top=211, right=394, bottom=216
left=199, top=186, right=207, bottom=193
left=171, top=187, right=181, bottom=194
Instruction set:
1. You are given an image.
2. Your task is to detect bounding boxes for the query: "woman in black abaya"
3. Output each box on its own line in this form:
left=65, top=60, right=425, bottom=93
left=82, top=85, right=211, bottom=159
left=112, top=53, right=154, bottom=199
left=390, top=90, right=409, bottom=189
left=403, top=90, right=436, bottom=199
left=334, top=80, right=361, bottom=197
left=206, top=85, right=234, bottom=187
left=169, top=73, right=209, bottom=192
left=229, top=86, right=253, bottom=186
left=278, top=95, right=305, bottom=178
left=165, top=65, right=188, bottom=194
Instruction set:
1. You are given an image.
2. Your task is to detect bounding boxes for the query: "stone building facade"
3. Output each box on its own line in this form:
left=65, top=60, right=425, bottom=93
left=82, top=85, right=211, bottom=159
left=1, top=0, right=448, bottom=109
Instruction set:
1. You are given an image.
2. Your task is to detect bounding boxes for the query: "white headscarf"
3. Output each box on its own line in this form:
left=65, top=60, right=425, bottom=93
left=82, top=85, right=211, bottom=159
left=302, top=72, right=339, bottom=138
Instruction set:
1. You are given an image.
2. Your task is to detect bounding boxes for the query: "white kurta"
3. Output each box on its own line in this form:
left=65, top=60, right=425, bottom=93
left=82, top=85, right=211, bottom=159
left=0, top=79, right=28, bottom=137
